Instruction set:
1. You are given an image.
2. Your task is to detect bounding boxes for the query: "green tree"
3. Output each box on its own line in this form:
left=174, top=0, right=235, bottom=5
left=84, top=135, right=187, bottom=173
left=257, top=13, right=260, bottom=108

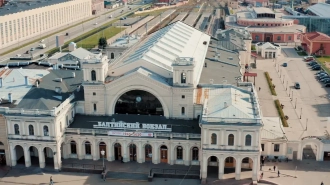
left=98, top=37, right=107, bottom=49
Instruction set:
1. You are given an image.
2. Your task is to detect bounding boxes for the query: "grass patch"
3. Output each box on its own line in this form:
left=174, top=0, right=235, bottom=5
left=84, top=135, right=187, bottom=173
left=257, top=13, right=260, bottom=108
left=315, top=56, right=330, bottom=75
left=264, top=72, right=277, bottom=96
left=77, top=27, right=123, bottom=48
left=230, top=9, right=234, bottom=14
left=0, top=17, right=95, bottom=56
left=131, top=9, right=168, bottom=17
left=274, top=100, right=289, bottom=127
left=251, top=45, right=256, bottom=51
left=297, top=51, right=307, bottom=56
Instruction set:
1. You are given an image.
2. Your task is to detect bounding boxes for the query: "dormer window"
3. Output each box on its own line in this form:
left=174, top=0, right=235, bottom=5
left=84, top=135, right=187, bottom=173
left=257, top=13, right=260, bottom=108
left=181, top=72, right=186, bottom=84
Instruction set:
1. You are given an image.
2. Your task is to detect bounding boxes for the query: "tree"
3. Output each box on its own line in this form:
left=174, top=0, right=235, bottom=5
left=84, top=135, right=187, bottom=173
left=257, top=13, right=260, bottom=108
left=98, top=37, right=107, bottom=49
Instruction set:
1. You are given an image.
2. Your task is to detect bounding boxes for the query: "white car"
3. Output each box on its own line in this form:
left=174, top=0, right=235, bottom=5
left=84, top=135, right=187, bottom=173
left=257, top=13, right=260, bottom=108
left=94, top=22, right=98, bottom=25
left=40, top=39, right=44, bottom=43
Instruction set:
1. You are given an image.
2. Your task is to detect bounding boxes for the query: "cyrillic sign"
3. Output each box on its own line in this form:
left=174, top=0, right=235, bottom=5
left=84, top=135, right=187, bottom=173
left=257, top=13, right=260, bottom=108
left=108, top=131, right=154, bottom=137
left=93, top=121, right=172, bottom=131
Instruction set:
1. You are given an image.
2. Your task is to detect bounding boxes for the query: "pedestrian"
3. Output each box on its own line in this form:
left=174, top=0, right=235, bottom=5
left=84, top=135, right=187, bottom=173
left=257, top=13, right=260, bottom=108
left=259, top=87, right=261, bottom=91
left=102, top=170, right=106, bottom=181
left=50, top=176, right=53, bottom=185
left=278, top=170, right=280, bottom=177
left=273, top=165, right=276, bottom=171
left=321, top=181, right=324, bottom=185
left=121, top=156, right=123, bottom=163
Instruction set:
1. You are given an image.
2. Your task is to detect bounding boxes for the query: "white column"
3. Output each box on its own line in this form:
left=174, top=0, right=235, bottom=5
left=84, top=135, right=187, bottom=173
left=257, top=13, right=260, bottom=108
left=152, top=143, right=158, bottom=164
left=237, top=130, right=242, bottom=148
left=123, top=141, right=128, bottom=162
left=297, top=143, right=302, bottom=160
left=235, top=157, right=241, bottom=180
left=92, top=141, right=97, bottom=160
left=184, top=145, right=190, bottom=166
left=54, top=152, right=59, bottom=170
left=78, top=139, right=83, bottom=160
left=203, top=129, right=207, bottom=144
left=252, top=156, right=258, bottom=181
left=201, top=155, right=207, bottom=180
left=10, top=145, right=17, bottom=166
left=170, top=144, right=174, bottom=165
left=137, top=142, right=143, bottom=163
left=221, top=130, right=225, bottom=146
left=38, top=147, right=45, bottom=168
left=56, top=144, right=62, bottom=170
left=107, top=140, right=113, bottom=161
left=318, top=143, right=323, bottom=161
left=24, top=145, right=31, bottom=167
left=219, top=157, right=224, bottom=179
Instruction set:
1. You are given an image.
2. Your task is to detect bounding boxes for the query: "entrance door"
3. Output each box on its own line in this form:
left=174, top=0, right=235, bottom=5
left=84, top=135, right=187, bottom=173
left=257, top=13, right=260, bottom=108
left=129, top=144, right=136, bottom=161
left=266, top=37, right=271, bottom=42
left=0, top=150, right=6, bottom=166
left=99, top=142, right=107, bottom=158
left=225, top=157, right=235, bottom=167
left=145, top=144, right=152, bottom=162
left=160, top=145, right=168, bottom=163
left=114, top=143, right=121, bottom=160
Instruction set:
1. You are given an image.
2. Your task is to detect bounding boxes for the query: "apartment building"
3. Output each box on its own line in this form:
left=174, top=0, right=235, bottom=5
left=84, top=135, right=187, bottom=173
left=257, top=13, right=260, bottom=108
left=0, top=0, right=92, bottom=50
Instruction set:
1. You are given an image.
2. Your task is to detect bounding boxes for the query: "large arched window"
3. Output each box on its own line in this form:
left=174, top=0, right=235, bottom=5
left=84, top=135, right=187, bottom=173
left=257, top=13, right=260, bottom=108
left=181, top=72, right=186, bottom=83
left=14, top=124, right=20, bottom=135
left=91, top=70, right=96, bottom=81
left=70, top=141, right=77, bottom=154
left=192, top=147, right=198, bottom=161
left=177, top=146, right=183, bottom=160
left=43, top=126, right=49, bottom=136
left=245, top=134, right=252, bottom=146
left=211, top=133, right=217, bottom=144
left=85, top=141, right=91, bottom=155
left=228, top=134, right=234, bottom=146
left=28, top=125, right=34, bottom=135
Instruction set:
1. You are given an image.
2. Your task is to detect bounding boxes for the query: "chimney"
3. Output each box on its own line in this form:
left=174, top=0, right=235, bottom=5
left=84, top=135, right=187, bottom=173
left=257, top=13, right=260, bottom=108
left=72, top=72, right=75, bottom=78
left=224, top=102, right=228, bottom=107
left=54, top=78, right=62, bottom=82
left=0, top=78, right=2, bottom=88
left=8, top=93, right=12, bottom=103
left=24, top=76, right=28, bottom=85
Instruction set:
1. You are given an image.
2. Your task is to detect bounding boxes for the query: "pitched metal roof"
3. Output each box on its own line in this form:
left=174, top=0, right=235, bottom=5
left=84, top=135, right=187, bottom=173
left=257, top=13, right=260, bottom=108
left=16, top=70, right=83, bottom=110
left=261, top=117, right=286, bottom=140
left=307, top=3, right=330, bottom=17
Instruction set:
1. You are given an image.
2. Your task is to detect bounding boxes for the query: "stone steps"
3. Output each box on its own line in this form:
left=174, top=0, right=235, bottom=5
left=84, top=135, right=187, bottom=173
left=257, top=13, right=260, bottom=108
left=106, top=171, right=148, bottom=181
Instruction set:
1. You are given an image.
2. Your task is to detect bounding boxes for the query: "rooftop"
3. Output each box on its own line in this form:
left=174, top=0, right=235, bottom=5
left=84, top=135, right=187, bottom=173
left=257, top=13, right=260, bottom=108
left=261, top=117, right=286, bottom=141
left=0, top=0, right=69, bottom=17
left=253, top=7, right=275, bottom=14
left=68, top=114, right=200, bottom=134
left=307, top=3, right=330, bottom=17
left=108, top=34, right=141, bottom=48
left=199, top=38, right=242, bottom=85
left=0, top=68, right=50, bottom=107
left=15, top=70, right=83, bottom=110
left=49, top=47, right=101, bottom=60
left=303, top=32, right=330, bottom=42
left=108, top=21, right=210, bottom=79
left=201, top=86, right=261, bottom=125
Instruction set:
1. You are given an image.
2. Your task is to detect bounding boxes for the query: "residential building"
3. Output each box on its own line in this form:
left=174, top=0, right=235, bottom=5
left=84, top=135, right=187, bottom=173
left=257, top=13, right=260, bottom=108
left=92, top=0, right=104, bottom=14
left=0, top=0, right=92, bottom=50
left=301, top=32, right=330, bottom=56
left=225, top=7, right=306, bottom=43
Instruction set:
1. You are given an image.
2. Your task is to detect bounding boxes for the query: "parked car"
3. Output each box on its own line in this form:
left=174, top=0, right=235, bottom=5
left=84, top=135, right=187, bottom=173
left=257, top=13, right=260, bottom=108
left=317, top=72, right=327, bottom=77
left=312, top=66, right=321, bottom=70
left=16, top=54, right=21, bottom=57
left=94, top=22, right=98, bottom=25
left=294, top=82, right=300, bottom=89
left=308, top=61, right=318, bottom=66
left=317, top=73, right=328, bottom=79
left=325, top=83, right=330, bottom=87
left=283, top=63, right=287, bottom=67
left=304, top=56, right=314, bottom=61
left=320, top=77, right=330, bottom=82
left=30, top=47, right=35, bottom=51
left=316, top=71, right=326, bottom=75
left=323, top=78, right=330, bottom=83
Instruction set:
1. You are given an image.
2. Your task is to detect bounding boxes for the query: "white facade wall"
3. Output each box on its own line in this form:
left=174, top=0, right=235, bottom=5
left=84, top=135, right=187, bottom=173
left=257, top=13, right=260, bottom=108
left=0, top=0, right=92, bottom=50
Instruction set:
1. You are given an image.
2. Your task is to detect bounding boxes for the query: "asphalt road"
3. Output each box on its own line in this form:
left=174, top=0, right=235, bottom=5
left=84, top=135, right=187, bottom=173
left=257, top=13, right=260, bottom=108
left=0, top=1, right=147, bottom=63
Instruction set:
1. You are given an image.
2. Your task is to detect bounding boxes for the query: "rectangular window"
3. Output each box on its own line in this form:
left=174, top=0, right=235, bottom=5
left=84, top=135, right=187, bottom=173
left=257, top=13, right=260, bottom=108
left=181, top=107, right=185, bottom=115
left=277, top=36, right=281, bottom=41
left=182, top=95, right=185, bottom=99
left=274, top=144, right=280, bottom=152
left=261, top=144, right=264, bottom=151
left=93, top=103, right=97, bottom=111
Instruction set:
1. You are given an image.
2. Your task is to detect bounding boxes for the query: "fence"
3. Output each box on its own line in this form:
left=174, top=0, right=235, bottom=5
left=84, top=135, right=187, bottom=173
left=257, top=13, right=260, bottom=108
left=61, top=163, right=104, bottom=174
left=149, top=168, right=200, bottom=179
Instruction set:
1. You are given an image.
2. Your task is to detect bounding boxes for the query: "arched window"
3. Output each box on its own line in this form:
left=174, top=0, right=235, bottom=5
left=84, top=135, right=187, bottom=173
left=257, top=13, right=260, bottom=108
left=14, top=124, right=20, bottom=135
left=181, top=72, right=186, bottom=83
left=85, top=141, right=91, bottom=155
left=210, top=156, right=217, bottom=162
left=28, top=125, right=34, bottom=135
left=211, top=133, right=217, bottom=144
left=192, top=147, right=198, bottom=161
left=70, top=141, right=77, bottom=154
left=110, top=53, right=114, bottom=59
left=177, top=146, right=183, bottom=160
left=228, top=134, right=234, bottom=146
left=43, top=126, right=49, bottom=136
left=91, top=70, right=96, bottom=81
left=181, top=107, right=185, bottom=115
left=245, top=134, right=252, bottom=146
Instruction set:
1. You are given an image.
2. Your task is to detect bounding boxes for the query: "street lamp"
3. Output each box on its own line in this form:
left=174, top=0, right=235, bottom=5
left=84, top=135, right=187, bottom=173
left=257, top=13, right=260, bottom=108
left=300, top=107, right=302, bottom=119
left=101, top=149, right=105, bottom=171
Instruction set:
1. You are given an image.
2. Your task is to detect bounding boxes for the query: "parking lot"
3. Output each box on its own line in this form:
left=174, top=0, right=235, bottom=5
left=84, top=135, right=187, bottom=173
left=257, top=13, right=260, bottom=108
left=256, top=46, right=330, bottom=141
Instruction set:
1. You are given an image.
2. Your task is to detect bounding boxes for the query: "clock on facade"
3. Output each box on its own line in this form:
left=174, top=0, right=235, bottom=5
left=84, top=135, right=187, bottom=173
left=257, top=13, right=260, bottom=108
left=136, top=96, right=142, bottom=102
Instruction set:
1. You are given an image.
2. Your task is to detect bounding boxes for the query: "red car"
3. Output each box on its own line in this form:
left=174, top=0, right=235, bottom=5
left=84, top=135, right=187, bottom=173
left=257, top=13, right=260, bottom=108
left=305, top=58, right=314, bottom=62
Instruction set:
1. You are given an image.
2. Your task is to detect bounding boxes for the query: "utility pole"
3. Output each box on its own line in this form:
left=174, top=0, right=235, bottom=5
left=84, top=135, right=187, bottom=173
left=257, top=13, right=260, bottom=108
left=295, top=98, right=297, bottom=109
left=300, top=107, right=302, bottom=119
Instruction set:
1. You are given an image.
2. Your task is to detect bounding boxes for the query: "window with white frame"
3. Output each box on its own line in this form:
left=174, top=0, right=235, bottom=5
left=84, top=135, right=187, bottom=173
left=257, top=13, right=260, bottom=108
left=28, top=125, right=34, bottom=135
left=43, top=126, right=49, bottom=136
left=14, top=124, right=20, bottom=135
left=228, top=134, right=234, bottom=146
left=274, top=144, right=280, bottom=152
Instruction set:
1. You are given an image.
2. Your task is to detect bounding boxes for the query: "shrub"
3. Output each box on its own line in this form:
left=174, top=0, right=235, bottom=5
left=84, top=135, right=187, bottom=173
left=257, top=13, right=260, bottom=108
left=274, top=100, right=289, bottom=127
left=264, top=72, right=277, bottom=96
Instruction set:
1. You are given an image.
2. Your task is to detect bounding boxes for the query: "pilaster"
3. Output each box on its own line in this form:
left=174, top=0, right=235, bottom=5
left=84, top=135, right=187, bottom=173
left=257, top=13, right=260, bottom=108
left=93, top=140, right=97, bottom=160
left=78, top=139, right=83, bottom=160
left=219, top=156, right=224, bottom=179
left=23, top=145, right=31, bottom=167
left=152, top=143, right=158, bottom=164
left=170, top=144, right=174, bottom=165
left=38, top=147, right=45, bottom=168
left=137, top=142, right=143, bottom=163
left=184, top=144, right=190, bottom=166
left=123, top=141, right=128, bottom=162
left=10, top=144, right=16, bottom=166
left=252, top=156, right=258, bottom=181
left=107, top=140, right=113, bottom=161
left=235, top=157, right=241, bottom=180
left=201, top=155, right=207, bottom=179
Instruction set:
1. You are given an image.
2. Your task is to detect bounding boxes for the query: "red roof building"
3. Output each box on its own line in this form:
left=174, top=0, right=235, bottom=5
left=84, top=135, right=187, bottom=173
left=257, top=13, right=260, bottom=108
left=301, top=32, right=330, bottom=56
left=0, top=0, right=4, bottom=7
